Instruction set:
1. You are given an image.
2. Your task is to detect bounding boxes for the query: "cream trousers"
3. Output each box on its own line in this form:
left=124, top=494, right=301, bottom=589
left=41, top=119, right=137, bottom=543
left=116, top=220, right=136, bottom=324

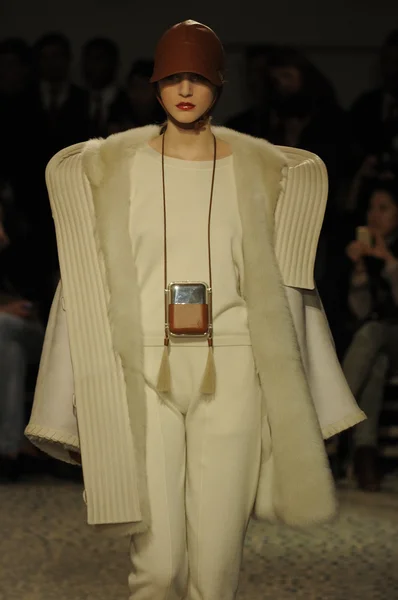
left=128, top=344, right=263, bottom=600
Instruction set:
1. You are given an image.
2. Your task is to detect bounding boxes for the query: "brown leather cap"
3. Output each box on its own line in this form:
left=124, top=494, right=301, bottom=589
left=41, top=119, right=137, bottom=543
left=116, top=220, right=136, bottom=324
left=150, top=20, right=225, bottom=87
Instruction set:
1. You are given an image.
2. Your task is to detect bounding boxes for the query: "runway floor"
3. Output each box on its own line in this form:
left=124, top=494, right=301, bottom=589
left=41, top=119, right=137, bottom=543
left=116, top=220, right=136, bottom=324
left=1, top=474, right=397, bottom=599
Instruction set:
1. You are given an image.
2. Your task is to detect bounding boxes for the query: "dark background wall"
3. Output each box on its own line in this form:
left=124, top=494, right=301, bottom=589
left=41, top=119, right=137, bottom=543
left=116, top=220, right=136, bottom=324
left=1, top=0, right=398, bottom=118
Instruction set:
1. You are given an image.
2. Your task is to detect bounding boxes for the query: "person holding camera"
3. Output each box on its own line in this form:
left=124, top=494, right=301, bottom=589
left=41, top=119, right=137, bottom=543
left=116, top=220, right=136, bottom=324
left=344, top=179, right=398, bottom=491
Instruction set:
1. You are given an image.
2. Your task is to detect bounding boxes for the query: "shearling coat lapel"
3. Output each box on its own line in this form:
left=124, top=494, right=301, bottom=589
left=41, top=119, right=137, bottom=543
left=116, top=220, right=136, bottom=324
left=215, top=130, right=337, bottom=524
left=81, top=127, right=161, bottom=534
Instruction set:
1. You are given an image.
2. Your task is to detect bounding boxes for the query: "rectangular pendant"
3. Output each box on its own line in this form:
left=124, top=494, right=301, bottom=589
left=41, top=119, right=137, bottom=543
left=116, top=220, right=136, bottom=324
left=165, top=281, right=212, bottom=338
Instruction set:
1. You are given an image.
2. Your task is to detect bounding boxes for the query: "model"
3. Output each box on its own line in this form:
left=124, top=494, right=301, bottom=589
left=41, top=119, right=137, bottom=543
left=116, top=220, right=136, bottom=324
left=26, top=20, right=365, bottom=599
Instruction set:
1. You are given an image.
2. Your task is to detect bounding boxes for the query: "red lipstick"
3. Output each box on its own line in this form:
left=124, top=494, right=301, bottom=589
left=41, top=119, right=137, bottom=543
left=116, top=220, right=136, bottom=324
left=176, top=102, right=195, bottom=110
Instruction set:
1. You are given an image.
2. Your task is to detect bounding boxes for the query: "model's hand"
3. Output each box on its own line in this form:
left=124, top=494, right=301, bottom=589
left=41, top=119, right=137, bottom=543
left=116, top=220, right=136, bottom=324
left=0, top=299, right=33, bottom=318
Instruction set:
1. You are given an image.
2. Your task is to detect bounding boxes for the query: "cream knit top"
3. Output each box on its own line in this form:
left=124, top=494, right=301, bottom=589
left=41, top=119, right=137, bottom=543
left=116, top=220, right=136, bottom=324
left=129, top=143, right=251, bottom=346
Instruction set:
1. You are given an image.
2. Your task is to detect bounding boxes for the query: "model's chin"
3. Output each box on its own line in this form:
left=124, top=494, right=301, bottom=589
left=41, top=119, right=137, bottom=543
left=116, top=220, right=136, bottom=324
left=169, top=109, right=200, bottom=124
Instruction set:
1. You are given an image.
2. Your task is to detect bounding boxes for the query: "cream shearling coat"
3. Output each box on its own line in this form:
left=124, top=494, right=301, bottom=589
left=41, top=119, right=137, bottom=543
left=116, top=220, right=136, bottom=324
left=25, top=126, right=365, bottom=535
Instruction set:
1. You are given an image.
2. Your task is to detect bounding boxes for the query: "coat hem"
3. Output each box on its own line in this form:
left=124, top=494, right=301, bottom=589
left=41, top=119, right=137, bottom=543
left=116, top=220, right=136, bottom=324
left=321, top=410, right=367, bottom=439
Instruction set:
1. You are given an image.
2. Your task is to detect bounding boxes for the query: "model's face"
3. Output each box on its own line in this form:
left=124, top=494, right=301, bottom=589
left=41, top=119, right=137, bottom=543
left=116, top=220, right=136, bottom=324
left=367, top=190, right=398, bottom=237
left=270, top=65, right=302, bottom=96
left=158, top=72, right=215, bottom=124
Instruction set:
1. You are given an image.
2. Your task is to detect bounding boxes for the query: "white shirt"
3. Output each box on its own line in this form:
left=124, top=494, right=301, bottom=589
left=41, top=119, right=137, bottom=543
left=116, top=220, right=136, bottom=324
left=40, top=81, right=70, bottom=109
left=129, top=143, right=251, bottom=346
left=88, top=85, right=119, bottom=121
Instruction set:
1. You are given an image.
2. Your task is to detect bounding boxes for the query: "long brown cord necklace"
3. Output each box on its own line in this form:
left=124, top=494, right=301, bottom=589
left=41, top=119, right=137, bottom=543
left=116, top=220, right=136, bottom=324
left=156, top=130, right=217, bottom=395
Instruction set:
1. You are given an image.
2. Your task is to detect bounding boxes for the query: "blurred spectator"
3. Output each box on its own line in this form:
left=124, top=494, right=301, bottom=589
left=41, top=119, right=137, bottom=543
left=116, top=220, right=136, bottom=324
left=0, top=38, right=36, bottom=163
left=345, top=153, right=397, bottom=226
left=265, top=46, right=354, bottom=354
left=30, top=33, right=90, bottom=316
left=108, top=59, right=165, bottom=133
left=343, top=179, right=398, bottom=491
left=267, top=46, right=351, bottom=195
left=0, top=39, right=36, bottom=199
left=0, top=39, right=52, bottom=319
left=0, top=38, right=32, bottom=97
left=0, top=200, right=43, bottom=482
left=33, top=32, right=90, bottom=159
left=225, top=45, right=274, bottom=138
left=81, top=37, right=120, bottom=137
left=350, top=30, right=398, bottom=167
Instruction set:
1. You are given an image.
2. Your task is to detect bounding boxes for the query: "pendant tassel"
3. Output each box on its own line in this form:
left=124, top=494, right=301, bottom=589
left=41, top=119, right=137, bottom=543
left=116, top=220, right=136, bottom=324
left=200, top=338, right=216, bottom=396
left=157, top=338, right=171, bottom=394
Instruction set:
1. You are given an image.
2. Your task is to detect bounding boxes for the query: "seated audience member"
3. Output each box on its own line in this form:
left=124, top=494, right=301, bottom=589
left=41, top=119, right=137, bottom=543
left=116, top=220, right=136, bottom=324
left=345, top=152, right=398, bottom=225
left=108, top=59, right=165, bottom=133
left=343, top=179, right=398, bottom=491
left=0, top=201, right=43, bottom=481
left=225, top=45, right=274, bottom=138
left=81, top=37, right=121, bottom=137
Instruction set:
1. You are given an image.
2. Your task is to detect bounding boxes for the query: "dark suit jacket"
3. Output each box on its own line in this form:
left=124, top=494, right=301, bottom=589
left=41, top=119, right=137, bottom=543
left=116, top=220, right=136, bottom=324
left=32, top=83, right=91, bottom=163
left=350, top=88, right=393, bottom=157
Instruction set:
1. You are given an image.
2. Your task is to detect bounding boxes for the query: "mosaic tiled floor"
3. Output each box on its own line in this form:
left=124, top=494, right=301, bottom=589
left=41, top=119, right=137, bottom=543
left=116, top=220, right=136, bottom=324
left=0, top=474, right=397, bottom=599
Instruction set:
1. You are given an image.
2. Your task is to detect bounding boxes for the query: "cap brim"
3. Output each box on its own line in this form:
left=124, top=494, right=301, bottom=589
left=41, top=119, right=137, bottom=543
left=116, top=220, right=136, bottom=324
left=150, top=58, right=222, bottom=86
